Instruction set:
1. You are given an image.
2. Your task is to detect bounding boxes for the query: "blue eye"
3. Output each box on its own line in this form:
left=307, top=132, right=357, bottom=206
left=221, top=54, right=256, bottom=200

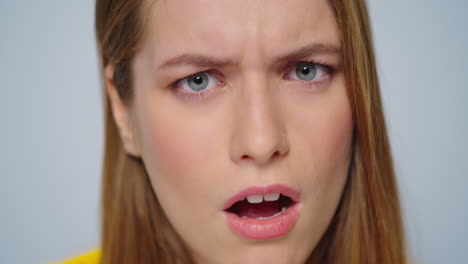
left=295, top=62, right=317, bottom=81
left=286, top=61, right=330, bottom=83
left=175, top=71, right=221, bottom=94
left=187, top=72, right=209, bottom=91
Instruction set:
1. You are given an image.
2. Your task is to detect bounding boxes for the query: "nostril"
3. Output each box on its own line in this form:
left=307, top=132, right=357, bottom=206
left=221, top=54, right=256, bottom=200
left=241, top=155, right=252, bottom=160
left=268, top=150, right=283, bottom=161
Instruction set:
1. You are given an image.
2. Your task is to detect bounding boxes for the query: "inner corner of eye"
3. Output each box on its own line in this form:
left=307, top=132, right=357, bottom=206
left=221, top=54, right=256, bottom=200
left=219, top=79, right=227, bottom=86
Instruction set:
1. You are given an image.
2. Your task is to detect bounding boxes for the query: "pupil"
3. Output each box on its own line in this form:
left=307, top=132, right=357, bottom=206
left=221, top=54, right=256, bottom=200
left=301, top=66, right=310, bottom=75
left=194, top=76, right=203, bottom=84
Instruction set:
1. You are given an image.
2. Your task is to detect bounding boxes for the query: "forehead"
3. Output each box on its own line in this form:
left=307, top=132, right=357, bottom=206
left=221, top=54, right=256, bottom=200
left=140, top=0, right=339, bottom=66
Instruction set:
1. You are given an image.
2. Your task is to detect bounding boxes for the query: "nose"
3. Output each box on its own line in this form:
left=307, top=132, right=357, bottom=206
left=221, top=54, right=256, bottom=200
left=229, top=75, right=289, bottom=167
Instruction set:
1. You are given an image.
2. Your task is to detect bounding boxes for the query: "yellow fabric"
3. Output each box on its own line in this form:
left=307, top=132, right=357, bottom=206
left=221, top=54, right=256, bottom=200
left=56, top=250, right=100, bottom=264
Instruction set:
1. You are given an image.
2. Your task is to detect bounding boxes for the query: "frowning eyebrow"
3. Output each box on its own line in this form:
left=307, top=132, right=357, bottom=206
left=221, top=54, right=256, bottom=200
left=273, top=43, right=341, bottom=64
left=159, top=54, right=235, bottom=69
left=158, top=43, right=341, bottom=69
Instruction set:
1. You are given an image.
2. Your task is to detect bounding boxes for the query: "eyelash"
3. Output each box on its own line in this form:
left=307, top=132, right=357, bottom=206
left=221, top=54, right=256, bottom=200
left=170, top=61, right=336, bottom=101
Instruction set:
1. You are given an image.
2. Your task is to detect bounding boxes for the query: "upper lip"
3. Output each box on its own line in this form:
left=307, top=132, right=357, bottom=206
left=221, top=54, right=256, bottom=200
left=223, top=184, right=301, bottom=210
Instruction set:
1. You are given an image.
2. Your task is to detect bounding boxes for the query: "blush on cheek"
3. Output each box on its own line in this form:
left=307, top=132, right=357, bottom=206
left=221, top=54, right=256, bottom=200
left=139, top=113, right=219, bottom=197
left=329, top=108, right=354, bottom=163
left=137, top=123, right=205, bottom=224
left=302, top=93, right=354, bottom=190
left=316, top=86, right=354, bottom=167
left=144, top=127, right=197, bottom=183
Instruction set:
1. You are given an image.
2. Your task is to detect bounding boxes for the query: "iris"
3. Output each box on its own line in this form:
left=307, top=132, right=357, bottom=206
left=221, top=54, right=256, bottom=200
left=295, top=62, right=317, bottom=81
left=187, top=72, right=209, bottom=91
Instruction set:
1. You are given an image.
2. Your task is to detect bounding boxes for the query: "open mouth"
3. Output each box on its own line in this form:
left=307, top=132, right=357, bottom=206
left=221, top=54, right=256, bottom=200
left=225, top=193, right=295, bottom=220
left=223, top=184, right=301, bottom=240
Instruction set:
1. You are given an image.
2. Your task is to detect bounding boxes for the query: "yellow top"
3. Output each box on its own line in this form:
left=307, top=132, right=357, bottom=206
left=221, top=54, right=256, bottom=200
left=56, top=250, right=100, bottom=264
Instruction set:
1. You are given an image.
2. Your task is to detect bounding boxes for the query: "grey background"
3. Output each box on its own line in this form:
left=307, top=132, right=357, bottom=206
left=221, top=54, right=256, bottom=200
left=1, top=0, right=467, bottom=263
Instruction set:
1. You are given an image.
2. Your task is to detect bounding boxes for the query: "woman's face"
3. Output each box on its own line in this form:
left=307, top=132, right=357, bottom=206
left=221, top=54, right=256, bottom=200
left=110, top=0, right=353, bottom=263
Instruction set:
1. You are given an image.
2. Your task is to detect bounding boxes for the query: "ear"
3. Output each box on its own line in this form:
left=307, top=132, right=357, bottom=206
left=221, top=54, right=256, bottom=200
left=105, top=65, right=141, bottom=157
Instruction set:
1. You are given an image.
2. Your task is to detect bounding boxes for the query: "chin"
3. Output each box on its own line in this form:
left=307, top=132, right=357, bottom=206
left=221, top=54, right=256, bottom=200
left=228, top=245, right=307, bottom=264
left=200, top=237, right=311, bottom=264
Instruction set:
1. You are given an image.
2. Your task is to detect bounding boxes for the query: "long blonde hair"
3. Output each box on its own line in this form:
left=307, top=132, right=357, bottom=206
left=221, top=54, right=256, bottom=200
left=95, top=0, right=407, bottom=263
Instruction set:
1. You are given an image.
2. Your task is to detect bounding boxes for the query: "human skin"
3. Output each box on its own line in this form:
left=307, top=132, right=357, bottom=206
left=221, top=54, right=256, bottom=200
left=106, top=0, right=354, bottom=263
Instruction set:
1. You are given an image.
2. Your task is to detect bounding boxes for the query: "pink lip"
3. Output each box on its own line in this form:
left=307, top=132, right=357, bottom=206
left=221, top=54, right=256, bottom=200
left=223, top=184, right=301, bottom=240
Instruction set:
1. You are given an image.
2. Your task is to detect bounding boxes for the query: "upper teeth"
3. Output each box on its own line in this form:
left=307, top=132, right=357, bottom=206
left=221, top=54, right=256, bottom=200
left=246, top=193, right=280, bottom=203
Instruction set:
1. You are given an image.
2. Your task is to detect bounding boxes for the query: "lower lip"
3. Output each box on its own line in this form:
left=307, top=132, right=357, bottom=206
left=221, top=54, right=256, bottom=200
left=224, top=203, right=300, bottom=240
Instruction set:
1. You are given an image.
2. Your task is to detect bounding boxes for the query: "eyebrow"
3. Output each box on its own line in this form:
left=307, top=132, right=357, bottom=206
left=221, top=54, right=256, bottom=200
left=158, top=43, right=341, bottom=69
left=159, top=54, right=235, bottom=69
left=273, top=43, right=341, bottom=64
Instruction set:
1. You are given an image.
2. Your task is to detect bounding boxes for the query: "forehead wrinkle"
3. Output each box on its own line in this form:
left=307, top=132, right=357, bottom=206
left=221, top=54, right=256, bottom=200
left=142, top=0, right=339, bottom=75
left=142, top=1, right=242, bottom=75
left=240, top=0, right=338, bottom=62
left=269, top=3, right=339, bottom=58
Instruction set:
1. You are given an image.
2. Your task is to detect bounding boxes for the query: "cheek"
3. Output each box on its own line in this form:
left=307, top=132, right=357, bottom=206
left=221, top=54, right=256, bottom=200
left=135, top=105, right=224, bottom=213
left=143, top=121, right=205, bottom=181
left=141, top=116, right=206, bottom=186
left=314, top=105, right=353, bottom=169
left=290, top=80, right=354, bottom=200
left=283, top=81, right=353, bottom=253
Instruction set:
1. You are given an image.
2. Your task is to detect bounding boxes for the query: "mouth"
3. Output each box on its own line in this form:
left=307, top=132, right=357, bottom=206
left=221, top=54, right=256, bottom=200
left=223, top=184, right=301, bottom=240
left=226, top=193, right=295, bottom=219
